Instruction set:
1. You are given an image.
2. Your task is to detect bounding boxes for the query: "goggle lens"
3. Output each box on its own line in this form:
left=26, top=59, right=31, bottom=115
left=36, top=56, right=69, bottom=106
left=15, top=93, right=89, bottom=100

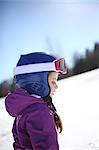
left=54, top=58, right=67, bottom=74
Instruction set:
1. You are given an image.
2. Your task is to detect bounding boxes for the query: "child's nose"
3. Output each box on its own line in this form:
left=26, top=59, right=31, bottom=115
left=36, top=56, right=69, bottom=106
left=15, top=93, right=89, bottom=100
left=55, top=84, right=58, bottom=89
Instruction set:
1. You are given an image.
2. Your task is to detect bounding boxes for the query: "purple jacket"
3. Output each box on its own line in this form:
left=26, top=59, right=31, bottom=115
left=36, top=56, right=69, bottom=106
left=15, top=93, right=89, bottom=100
left=5, top=88, right=59, bottom=150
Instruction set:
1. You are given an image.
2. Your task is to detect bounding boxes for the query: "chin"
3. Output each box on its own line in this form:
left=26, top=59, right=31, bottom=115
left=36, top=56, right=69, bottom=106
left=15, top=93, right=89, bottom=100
left=50, top=93, right=54, bottom=97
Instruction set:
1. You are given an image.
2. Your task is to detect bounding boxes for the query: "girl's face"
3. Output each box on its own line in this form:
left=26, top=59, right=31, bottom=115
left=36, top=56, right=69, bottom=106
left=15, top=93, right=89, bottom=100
left=48, top=72, right=59, bottom=97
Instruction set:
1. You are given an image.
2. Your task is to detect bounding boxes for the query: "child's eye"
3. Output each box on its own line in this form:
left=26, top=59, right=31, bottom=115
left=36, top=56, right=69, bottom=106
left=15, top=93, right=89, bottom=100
left=51, top=81, right=56, bottom=85
left=52, top=81, right=58, bottom=87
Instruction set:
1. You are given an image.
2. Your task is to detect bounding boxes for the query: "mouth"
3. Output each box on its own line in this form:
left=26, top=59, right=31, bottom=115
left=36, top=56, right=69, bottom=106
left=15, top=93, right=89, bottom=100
left=51, top=90, right=55, bottom=95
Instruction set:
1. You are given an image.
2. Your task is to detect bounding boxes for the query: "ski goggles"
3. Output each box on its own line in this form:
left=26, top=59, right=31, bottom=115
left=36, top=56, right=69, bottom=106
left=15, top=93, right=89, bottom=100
left=14, top=58, right=67, bottom=75
left=54, top=58, right=67, bottom=74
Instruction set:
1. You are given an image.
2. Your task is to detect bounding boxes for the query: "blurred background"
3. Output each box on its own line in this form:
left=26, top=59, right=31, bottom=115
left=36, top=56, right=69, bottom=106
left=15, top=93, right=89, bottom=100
left=1, top=1, right=99, bottom=150
left=0, top=0, right=99, bottom=97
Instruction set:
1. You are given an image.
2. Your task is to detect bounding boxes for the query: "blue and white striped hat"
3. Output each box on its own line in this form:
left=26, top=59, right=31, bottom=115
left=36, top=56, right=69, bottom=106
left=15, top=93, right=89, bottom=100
left=14, top=52, right=57, bottom=97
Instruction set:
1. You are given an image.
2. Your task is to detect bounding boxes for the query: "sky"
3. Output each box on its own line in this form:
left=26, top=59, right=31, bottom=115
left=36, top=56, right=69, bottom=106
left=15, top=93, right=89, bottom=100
left=1, top=68, right=99, bottom=150
left=0, top=0, right=99, bottom=82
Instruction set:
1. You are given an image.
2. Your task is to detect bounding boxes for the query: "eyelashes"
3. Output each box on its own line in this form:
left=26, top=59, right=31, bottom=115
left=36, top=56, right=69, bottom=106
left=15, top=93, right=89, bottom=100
left=51, top=81, right=56, bottom=85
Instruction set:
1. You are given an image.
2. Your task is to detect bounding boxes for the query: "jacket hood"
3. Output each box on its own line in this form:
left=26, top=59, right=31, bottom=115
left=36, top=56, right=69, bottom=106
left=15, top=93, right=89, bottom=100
left=5, top=88, right=44, bottom=117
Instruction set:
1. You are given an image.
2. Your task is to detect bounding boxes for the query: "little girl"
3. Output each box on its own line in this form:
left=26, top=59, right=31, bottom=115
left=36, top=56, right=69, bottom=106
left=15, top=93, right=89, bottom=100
left=5, top=52, right=67, bottom=150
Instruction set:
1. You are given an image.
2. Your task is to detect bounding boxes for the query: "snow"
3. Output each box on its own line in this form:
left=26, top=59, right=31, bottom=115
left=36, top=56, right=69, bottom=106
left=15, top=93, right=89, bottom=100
left=0, top=98, right=14, bottom=150
left=1, top=69, right=99, bottom=150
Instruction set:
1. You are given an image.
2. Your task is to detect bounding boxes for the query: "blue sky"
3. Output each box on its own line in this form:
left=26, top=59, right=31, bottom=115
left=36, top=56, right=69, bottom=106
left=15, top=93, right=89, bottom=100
left=0, top=0, right=99, bottom=82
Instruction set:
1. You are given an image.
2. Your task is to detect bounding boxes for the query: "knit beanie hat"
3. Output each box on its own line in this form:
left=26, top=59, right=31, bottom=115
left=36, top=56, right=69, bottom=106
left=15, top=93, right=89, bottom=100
left=14, top=52, right=57, bottom=97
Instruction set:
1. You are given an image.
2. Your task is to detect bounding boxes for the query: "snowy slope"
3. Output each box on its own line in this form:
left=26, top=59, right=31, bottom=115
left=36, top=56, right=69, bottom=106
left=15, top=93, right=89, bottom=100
left=0, top=69, right=99, bottom=150
left=0, top=98, right=14, bottom=150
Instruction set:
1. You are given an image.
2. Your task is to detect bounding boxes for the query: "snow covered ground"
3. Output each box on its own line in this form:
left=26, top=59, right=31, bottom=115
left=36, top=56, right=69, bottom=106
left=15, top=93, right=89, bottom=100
left=0, top=98, right=14, bottom=150
left=0, top=69, right=99, bottom=150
